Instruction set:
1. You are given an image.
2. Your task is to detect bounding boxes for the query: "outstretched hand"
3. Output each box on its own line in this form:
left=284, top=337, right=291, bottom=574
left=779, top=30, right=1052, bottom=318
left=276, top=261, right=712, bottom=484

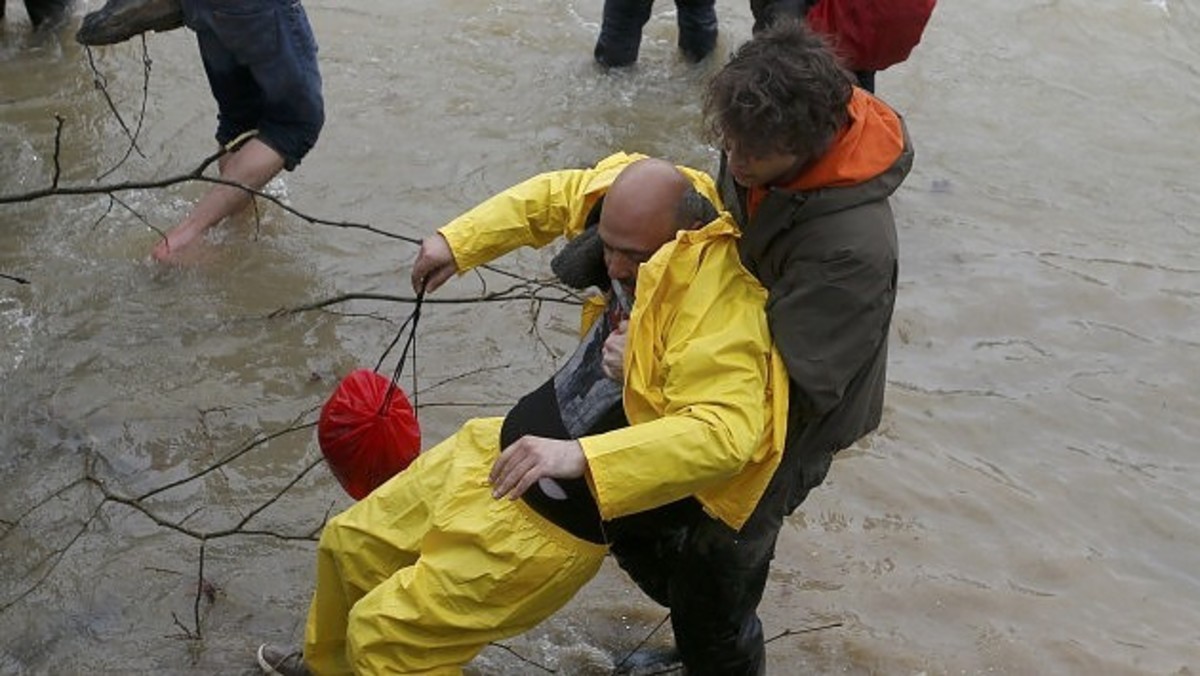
left=410, top=233, right=458, bottom=293
left=489, top=436, right=587, bottom=500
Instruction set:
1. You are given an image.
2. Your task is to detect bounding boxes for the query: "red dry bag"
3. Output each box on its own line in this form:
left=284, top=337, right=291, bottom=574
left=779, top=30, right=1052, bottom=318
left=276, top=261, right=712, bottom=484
left=318, top=368, right=421, bottom=500
left=807, top=0, right=936, bottom=72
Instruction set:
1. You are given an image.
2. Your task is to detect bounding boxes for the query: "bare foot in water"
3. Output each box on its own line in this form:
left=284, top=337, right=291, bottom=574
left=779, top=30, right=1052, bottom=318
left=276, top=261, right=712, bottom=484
left=151, top=222, right=207, bottom=262
left=152, top=138, right=286, bottom=263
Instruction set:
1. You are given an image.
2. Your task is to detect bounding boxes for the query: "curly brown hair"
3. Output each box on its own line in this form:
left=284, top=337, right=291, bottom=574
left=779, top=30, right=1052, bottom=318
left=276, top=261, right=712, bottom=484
left=703, top=18, right=853, bottom=161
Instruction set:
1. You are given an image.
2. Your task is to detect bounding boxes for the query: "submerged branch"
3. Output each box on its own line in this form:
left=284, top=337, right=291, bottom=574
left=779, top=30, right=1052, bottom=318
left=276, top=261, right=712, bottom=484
left=0, top=415, right=325, bottom=615
left=764, top=621, right=844, bottom=644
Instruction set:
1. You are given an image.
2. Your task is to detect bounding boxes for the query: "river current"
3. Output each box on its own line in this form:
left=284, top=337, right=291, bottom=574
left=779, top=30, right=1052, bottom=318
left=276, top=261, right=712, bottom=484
left=2, top=0, right=1198, bottom=673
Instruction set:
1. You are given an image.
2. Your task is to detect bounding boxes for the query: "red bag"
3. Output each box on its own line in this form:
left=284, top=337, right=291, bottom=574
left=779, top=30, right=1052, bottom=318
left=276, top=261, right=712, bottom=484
left=807, top=0, right=936, bottom=72
left=317, top=369, right=421, bottom=500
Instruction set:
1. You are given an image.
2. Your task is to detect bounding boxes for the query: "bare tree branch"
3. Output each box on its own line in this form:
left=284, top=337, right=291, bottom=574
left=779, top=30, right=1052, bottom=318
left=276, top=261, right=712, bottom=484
left=764, top=621, right=844, bottom=644
left=266, top=286, right=582, bottom=319
left=51, top=114, right=64, bottom=189
left=485, top=642, right=556, bottom=674
left=96, top=35, right=153, bottom=181
left=84, top=44, right=146, bottom=160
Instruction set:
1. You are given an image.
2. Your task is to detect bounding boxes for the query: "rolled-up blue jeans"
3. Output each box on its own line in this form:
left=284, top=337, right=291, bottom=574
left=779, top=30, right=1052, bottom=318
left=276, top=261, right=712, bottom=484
left=180, top=0, right=325, bottom=169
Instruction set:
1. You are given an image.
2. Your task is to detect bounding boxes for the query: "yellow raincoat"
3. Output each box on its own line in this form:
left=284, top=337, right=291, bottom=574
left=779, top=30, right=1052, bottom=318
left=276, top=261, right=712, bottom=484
left=439, top=152, right=786, bottom=529
left=303, top=155, right=787, bottom=675
left=583, top=216, right=788, bottom=530
left=440, top=152, right=721, bottom=272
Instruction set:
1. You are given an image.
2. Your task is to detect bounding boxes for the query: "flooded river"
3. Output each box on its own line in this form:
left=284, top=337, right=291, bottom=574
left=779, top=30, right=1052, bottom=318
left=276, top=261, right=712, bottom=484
left=2, top=0, right=1199, bottom=673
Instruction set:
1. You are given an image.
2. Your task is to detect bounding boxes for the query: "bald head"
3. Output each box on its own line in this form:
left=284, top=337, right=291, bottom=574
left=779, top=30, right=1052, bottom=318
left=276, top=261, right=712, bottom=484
left=605, top=158, right=692, bottom=240
left=599, top=159, right=704, bottom=288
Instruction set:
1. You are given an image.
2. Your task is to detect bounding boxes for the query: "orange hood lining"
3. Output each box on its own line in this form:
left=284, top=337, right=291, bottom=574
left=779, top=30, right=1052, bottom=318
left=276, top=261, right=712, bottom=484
left=748, top=88, right=905, bottom=217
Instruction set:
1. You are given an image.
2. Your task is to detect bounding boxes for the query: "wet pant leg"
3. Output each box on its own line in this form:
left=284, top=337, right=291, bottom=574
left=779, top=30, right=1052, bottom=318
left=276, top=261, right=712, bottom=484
left=666, top=516, right=779, bottom=676
left=668, top=445, right=832, bottom=675
left=611, top=442, right=832, bottom=675
left=594, top=0, right=654, bottom=67
left=855, top=69, right=877, bottom=92
left=180, top=0, right=324, bottom=169
left=609, top=500, right=776, bottom=676
left=606, top=500, right=702, bottom=606
left=305, top=424, right=453, bottom=675
left=674, top=0, right=718, bottom=62
left=305, top=418, right=607, bottom=675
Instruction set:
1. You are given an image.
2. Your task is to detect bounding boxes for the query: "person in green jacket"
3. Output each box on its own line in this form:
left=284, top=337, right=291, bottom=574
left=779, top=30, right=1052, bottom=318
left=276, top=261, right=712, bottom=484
left=256, top=157, right=786, bottom=675
left=605, top=19, right=914, bottom=675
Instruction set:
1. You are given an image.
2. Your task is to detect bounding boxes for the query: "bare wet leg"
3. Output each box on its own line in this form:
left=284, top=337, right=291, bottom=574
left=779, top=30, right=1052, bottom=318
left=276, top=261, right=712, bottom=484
left=152, top=138, right=285, bottom=262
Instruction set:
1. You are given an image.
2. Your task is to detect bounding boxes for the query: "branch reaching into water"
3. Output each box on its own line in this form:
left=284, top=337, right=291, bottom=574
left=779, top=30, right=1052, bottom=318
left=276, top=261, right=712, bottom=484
left=611, top=613, right=671, bottom=675
left=84, top=42, right=146, bottom=162
left=485, top=642, right=556, bottom=674
left=0, top=415, right=323, bottom=616
left=764, top=621, right=844, bottom=643
left=92, top=36, right=154, bottom=181
left=51, top=114, right=64, bottom=189
left=1, top=111, right=586, bottom=301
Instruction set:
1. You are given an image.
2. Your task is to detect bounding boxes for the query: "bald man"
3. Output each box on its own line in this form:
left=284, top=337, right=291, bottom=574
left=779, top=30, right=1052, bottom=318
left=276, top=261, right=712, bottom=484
left=257, top=154, right=787, bottom=675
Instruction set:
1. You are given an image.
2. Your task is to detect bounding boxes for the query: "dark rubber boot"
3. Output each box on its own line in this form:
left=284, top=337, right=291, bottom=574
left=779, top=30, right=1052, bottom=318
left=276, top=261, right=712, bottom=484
left=676, top=0, right=718, bottom=62
left=595, top=0, right=653, bottom=68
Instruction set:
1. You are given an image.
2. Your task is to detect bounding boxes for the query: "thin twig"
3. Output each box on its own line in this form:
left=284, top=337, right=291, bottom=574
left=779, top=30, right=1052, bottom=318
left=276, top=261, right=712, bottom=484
left=192, top=537, right=207, bottom=639
left=169, top=611, right=197, bottom=639
left=84, top=45, right=146, bottom=158
left=764, top=621, right=844, bottom=644
left=415, top=364, right=513, bottom=396
left=413, top=401, right=512, bottom=410
left=232, top=457, right=325, bottom=532
left=97, top=34, right=153, bottom=180
left=109, top=192, right=167, bottom=241
left=137, top=413, right=317, bottom=501
left=0, top=476, right=91, bottom=539
left=90, top=194, right=117, bottom=230
left=485, top=642, right=556, bottom=674
left=0, top=499, right=106, bottom=613
left=267, top=286, right=581, bottom=318
left=611, top=613, right=671, bottom=675
left=51, top=114, right=64, bottom=189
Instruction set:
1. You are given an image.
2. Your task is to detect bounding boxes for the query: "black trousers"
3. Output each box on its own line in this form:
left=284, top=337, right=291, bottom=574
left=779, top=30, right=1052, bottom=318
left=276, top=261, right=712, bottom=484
left=608, top=446, right=835, bottom=675
left=594, top=0, right=718, bottom=67
left=7, top=0, right=73, bottom=28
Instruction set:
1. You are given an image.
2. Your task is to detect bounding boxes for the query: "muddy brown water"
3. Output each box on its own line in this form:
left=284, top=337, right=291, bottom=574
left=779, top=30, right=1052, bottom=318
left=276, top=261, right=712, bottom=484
left=2, top=0, right=1199, bottom=673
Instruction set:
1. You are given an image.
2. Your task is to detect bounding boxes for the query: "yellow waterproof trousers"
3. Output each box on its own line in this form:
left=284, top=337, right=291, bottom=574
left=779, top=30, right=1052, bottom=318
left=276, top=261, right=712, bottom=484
left=304, top=417, right=608, bottom=675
